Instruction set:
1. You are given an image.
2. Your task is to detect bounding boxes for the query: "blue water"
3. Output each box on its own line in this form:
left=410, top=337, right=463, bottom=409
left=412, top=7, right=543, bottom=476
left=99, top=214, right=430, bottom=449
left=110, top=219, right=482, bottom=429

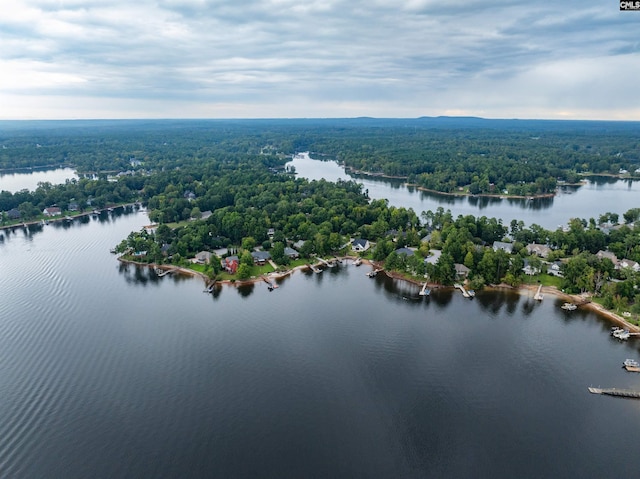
left=287, top=153, right=640, bottom=229
left=1, top=210, right=640, bottom=478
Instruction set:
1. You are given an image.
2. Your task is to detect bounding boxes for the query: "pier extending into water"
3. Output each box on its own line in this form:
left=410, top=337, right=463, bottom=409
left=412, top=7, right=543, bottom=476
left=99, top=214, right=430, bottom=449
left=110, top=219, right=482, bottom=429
left=307, top=263, right=322, bottom=274
left=534, top=284, right=544, bottom=301
left=154, top=267, right=177, bottom=277
left=419, top=282, right=431, bottom=296
left=367, top=268, right=383, bottom=278
left=454, top=283, right=474, bottom=298
left=588, top=387, right=640, bottom=399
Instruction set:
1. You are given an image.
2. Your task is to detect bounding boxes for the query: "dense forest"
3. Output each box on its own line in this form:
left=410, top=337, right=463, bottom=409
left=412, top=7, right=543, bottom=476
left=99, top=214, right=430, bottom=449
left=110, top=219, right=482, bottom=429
left=2, top=118, right=640, bottom=197
left=2, top=119, right=640, bottom=318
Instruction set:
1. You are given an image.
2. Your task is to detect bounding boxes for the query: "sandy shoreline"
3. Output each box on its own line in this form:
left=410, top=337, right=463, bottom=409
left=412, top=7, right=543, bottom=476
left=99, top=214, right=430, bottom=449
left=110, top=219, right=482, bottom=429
left=120, top=256, right=638, bottom=331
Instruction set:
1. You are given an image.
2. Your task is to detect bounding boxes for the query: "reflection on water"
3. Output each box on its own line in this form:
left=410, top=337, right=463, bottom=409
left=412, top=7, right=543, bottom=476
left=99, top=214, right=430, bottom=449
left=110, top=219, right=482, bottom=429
left=288, top=154, right=640, bottom=228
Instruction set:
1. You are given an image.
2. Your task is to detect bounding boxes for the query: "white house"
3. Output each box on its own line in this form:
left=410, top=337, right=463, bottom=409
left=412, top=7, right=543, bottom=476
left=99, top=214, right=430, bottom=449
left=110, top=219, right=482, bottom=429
left=352, top=238, right=370, bottom=252
left=619, top=259, right=640, bottom=272
left=43, top=206, right=62, bottom=217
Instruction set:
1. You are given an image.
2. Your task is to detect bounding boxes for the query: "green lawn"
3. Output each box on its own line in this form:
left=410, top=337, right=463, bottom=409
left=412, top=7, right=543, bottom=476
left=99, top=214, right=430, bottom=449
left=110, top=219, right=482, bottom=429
left=526, top=274, right=563, bottom=288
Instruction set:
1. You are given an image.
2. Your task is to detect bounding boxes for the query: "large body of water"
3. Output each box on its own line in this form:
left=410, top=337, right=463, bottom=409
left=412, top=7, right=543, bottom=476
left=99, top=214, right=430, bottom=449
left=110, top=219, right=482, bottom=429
left=0, top=167, right=78, bottom=193
left=1, top=208, right=640, bottom=478
left=287, top=153, right=640, bottom=229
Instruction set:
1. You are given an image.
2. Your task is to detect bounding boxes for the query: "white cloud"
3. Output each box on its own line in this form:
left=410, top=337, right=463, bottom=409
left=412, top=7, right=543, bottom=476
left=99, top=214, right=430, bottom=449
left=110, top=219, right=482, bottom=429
left=0, top=0, right=638, bottom=119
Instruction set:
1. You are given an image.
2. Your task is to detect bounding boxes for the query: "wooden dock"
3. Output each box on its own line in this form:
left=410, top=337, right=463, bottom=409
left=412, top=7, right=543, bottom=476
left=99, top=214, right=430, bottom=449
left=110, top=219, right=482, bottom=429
left=367, top=268, right=383, bottom=278
left=262, top=276, right=278, bottom=290
left=534, top=284, right=543, bottom=301
left=588, top=387, right=640, bottom=398
left=316, top=257, right=334, bottom=268
left=624, top=365, right=640, bottom=373
left=307, top=263, right=322, bottom=274
left=419, top=282, right=431, bottom=296
left=154, top=267, right=176, bottom=277
left=454, top=283, right=470, bottom=298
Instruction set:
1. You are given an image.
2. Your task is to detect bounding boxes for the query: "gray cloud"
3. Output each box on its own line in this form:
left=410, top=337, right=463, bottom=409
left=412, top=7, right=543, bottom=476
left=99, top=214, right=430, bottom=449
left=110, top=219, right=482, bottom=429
left=1, top=0, right=638, bottom=119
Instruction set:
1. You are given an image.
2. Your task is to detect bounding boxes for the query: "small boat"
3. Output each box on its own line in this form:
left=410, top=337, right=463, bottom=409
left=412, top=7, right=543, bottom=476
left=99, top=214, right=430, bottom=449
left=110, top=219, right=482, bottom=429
left=624, top=359, right=640, bottom=368
left=613, top=329, right=630, bottom=340
left=561, top=302, right=577, bottom=311
left=367, top=270, right=377, bottom=278
left=353, top=258, right=362, bottom=266
left=467, top=290, right=475, bottom=298
left=65, top=216, right=73, bottom=222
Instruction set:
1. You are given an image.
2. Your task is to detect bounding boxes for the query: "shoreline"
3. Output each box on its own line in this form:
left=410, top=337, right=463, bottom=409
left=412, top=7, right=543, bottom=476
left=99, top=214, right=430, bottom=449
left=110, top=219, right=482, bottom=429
left=120, top=255, right=639, bottom=332
left=0, top=202, right=142, bottom=232
left=343, top=166, right=557, bottom=200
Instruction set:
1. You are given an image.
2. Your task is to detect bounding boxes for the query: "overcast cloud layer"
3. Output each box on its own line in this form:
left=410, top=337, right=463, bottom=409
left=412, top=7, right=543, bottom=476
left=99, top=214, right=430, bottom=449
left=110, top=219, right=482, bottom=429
left=1, top=0, right=639, bottom=120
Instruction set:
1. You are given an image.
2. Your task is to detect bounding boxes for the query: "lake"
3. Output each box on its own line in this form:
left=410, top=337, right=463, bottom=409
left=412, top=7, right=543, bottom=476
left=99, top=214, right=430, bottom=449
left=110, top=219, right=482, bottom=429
left=287, top=153, right=640, bottom=229
left=1, top=209, right=640, bottom=478
left=0, top=167, right=78, bottom=193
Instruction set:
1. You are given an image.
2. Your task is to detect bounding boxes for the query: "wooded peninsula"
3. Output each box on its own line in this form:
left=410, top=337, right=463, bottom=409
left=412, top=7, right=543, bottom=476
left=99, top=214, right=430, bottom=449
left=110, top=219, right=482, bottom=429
left=2, top=118, right=640, bottom=323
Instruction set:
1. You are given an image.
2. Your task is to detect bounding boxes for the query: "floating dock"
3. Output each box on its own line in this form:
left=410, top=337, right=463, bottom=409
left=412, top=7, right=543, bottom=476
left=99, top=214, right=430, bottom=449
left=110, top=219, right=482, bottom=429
left=588, top=387, right=640, bottom=399
left=534, top=284, right=543, bottom=301
left=624, top=366, right=640, bottom=373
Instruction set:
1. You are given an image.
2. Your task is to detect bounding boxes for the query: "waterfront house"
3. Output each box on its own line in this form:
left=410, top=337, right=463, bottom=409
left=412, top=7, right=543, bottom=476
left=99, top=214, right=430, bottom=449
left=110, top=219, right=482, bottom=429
left=67, top=201, right=79, bottom=212
left=522, top=259, right=541, bottom=276
left=194, top=251, right=213, bottom=264
left=43, top=206, right=62, bottom=217
left=6, top=208, right=21, bottom=220
left=492, top=241, right=514, bottom=253
left=352, top=238, right=370, bottom=252
left=222, top=256, right=239, bottom=274
left=251, top=251, right=272, bottom=265
left=394, top=247, right=415, bottom=257
left=454, top=263, right=470, bottom=279
left=284, top=247, right=299, bottom=259
left=547, top=261, right=563, bottom=276
left=526, top=243, right=551, bottom=258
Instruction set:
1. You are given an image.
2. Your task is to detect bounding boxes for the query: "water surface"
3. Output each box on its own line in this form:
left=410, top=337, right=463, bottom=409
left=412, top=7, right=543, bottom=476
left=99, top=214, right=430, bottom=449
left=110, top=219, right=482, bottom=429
left=1, top=212, right=640, bottom=477
left=287, top=153, right=640, bottom=228
left=0, top=167, right=78, bottom=193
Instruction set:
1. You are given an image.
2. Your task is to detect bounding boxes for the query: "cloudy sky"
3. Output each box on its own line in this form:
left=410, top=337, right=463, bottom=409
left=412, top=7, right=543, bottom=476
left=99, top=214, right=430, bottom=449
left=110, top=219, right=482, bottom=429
left=1, top=0, right=639, bottom=120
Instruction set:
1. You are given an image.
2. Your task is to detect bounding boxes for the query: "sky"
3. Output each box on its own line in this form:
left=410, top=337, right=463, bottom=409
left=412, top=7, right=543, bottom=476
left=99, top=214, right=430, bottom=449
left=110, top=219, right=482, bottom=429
left=1, top=0, right=639, bottom=120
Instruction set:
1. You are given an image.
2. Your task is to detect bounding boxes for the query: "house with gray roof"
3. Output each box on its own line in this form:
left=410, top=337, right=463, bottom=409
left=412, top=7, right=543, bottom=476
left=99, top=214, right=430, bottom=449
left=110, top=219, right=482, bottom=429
left=454, top=263, right=470, bottom=278
left=251, top=250, right=272, bottom=265
left=526, top=243, right=551, bottom=258
left=352, top=238, right=370, bottom=252
left=194, top=251, right=213, bottom=264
